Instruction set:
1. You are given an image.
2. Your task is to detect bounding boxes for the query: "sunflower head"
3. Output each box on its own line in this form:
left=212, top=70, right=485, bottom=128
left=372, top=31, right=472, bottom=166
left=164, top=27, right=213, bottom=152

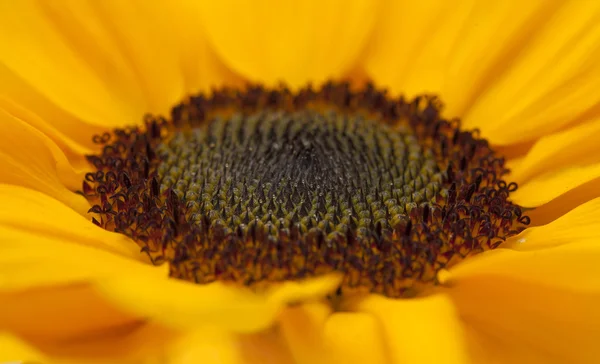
left=82, top=82, right=528, bottom=298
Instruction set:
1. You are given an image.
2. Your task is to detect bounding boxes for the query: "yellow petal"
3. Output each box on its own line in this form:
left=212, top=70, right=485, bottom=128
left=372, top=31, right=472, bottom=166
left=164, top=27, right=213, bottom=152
left=270, top=273, right=342, bottom=360
left=444, top=243, right=600, bottom=363
left=461, top=311, right=571, bottom=364
left=96, top=277, right=279, bottom=334
left=236, top=329, right=295, bottom=364
left=278, top=302, right=331, bottom=364
left=525, top=177, right=600, bottom=226
left=365, top=1, right=600, bottom=145
left=512, top=163, right=600, bottom=208
left=197, top=0, right=380, bottom=88
left=86, top=1, right=239, bottom=113
left=168, top=328, right=312, bottom=364
left=461, top=1, right=600, bottom=145
left=0, top=284, right=137, bottom=344
left=0, top=186, right=173, bottom=360
left=0, top=92, right=99, bottom=171
left=37, top=321, right=176, bottom=362
left=511, top=118, right=600, bottom=183
left=507, top=197, right=600, bottom=251
left=267, top=273, right=342, bottom=304
left=1, top=285, right=177, bottom=361
left=85, top=0, right=186, bottom=116
left=0, top=0, right=145, bottom=128
left=447, top=242, right=600, bottom=293
left=510, top=117, right=600, bottom=207
left=0, top=332, right=45, bottom=363
left=0, top=184, right=155, bottom=291
left=0, top=109, right=90, bottom=214
left=96, top=274, right=340, bottom=334
left=364, top=0, right=480, bottom=98
left=162, top=0, right=245, bottom=95
left=163, top=328, right=241, bottom=364
left=157, top=330, right=295, bottom=364
left=0, top=1, right=236, bottom=134
left=358, top=294, right=468, bottom=364
left=323, top=312, right=389, bottom=364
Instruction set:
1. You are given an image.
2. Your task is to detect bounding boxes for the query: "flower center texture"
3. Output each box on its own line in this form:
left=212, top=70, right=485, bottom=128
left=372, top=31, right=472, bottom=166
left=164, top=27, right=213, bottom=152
left=83, top=83, right=529, bottom=297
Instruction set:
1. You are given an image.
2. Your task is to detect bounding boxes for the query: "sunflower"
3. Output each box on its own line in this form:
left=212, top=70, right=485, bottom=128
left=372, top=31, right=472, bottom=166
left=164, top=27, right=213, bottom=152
left=1, top=0, right=600, bottom=363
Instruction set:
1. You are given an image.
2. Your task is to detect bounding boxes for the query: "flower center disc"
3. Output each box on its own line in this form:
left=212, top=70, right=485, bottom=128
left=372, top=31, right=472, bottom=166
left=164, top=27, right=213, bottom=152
left=83, top=83, right=529, bottom=298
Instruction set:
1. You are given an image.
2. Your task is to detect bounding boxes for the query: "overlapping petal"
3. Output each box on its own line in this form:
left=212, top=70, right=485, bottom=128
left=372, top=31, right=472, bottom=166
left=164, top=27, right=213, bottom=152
left=0, top=332, right=45, bottom=363
left=507, top=197, right=600, bottom=251
left=0, top=0, right=145, bottom=128
left=0, top=110, right=89, bottom=214
left=364, top=0, right=600, bottom=146
left=277, top=302, right=331, bottom=364
left=0, top=185, right=153, bottom=291
left=323, top=311, right=389, bottom=364
left=96, top=274, right=341, bottom=334
left=358, top=294, right=469, bottom=364
left=0, top=0, right=237, bottom=152
left=197, top=0, right=380, bottom=88
left=511, top=117, right=600, bottom=207
left=444, top=242, right=600, bottom=362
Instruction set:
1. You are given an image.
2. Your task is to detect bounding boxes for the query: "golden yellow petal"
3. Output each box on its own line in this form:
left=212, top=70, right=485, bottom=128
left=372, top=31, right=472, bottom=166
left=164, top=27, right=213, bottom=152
left=236, top=329, right=295, bottom=364
left=510, top=118, right=600, bottom=183
left=165, top=329, right=302, bottom=364
left=0, top=0, right=235, bottom=140
left=512, top=163, right=600, bottom=208
left=96, top=274, right=339, bottom=334
left=323, top=312, right=389, bottom=364
left=0, top=185, right=158, bottom=291
left=278, top=302, right=330, bottom=364
left=445, top=244, right=600, bottom=363
left=0, top=185, right=176, bottom=360
left=162, top=0, right=245, bottom=95
left=0, top=284, right=137, bottom=344
left=154, top=329, right=239, bottom=364
left=461, top=1, right=600, bottom=145
left=0, top=0, right=145, bottom=128
left=269, top=277, right=343, bottom=364
left=365, top=1, right=600, bottom=145
left=506, top=197, right=600, bottom=251
left=1, top=286, right=177, bottom=362
left=0, top=92, right=99, bottom=171
left=526, top=177, right=600, bottom=226
left=510, top=117, right=600, bottom=207
left=358, top=294, right=468, bottom=364
left=197, top=0, right=380, bottom=88
left=446, top=242, right=600, bottom=293
left=150, top=329, right=299, bottom=364
left=0, top=332, right=45, bottom=363
left=96, top=277, right=278, bottom=334
left=267, top=273, right=342, bottom=304
left=85, top=0, right=186, bottom=116
left=461, top=312, right=568, bottom=364
left=364, top=0, right=480, bottom=97
left=0, top=110, right=91, bottom=213
left=40, top=322, right=176, bottom=362
left=154, top=301, right=320, bottom=363
left=98, top=275, right=339, bottom=332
